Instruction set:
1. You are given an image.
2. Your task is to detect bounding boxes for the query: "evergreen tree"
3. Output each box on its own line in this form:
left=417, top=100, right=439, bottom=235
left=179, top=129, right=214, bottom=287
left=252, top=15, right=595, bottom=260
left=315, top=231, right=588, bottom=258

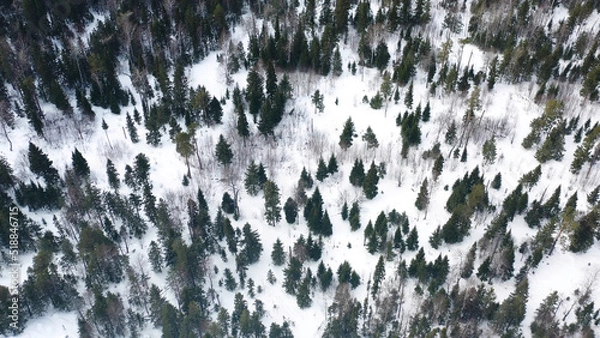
left=316, top=157, right=329, bottom=181
left=311, top=90, right=325, bottom=113
left=492, top=173, right=502, bottom=190
left=215, top=134, right=233, bottom=166
left=175, top=131, right=194, bottom=177
left=482, top=137, right=497, bottom=164
left=283, top=257, right=303, bottom=294
left=224, top=268, right=238, bottom=291
left=432, top=154, right=444, bottom=181
left=362, top=126, right=379, bottom=148
left=246, top=68, right=265, bottom=123
left=106, top=159, right=120, bottom=190
left=404, top=81, right=414, bottom=109
left=332, top=47, right=343, bottom=76
left=341, top=201, right=349, bottom=221
left=494, top=278, right=529, bottom=334
left=271, top=239, right=285, bottom=266
left=222, top=192, right=236, bottom=214
left=339, top=117, right=356, bottom=150
left=264, top=180, right=282, bottom=226
left=362, top=161, right=379, bottom=199
left=445, top=121, right=457, bottom=145
left=406, top=226, right=419, bottom=251
left=296, top=272, right=312, bottom=308
left=488, top=56, right=498, bottom=90
left=429, top=226, right=442, bottom=249
left=535, top=124, right=565, bottom=163
left=148, top=241, right=163, bottom=273
left=237, top=110, right=250, bottom=139
left=321, top=210, right=333, bottom=237
left=72, top=148, right=90, bottom=178
left=284, top=197, right=298, bottom=224
left=422, top=101, right=431, bottom=122
left=245, top=161, right=261, bottom=196
left=415, top=178, right=430, bottom=211
left=349, top=159, right=366, bottom=186
left=28, top=142, right=60, bottom=185
left=240, top=223, right=263, bottom=265
left=349, top=201, right=361, bottom=231
left=327, top=154, right=338, bottom=174
left=126, top=112, right=139, bottom=143
left=299, top=167, right=314, bottom=190
left=371, top=255, right=386, bottom=298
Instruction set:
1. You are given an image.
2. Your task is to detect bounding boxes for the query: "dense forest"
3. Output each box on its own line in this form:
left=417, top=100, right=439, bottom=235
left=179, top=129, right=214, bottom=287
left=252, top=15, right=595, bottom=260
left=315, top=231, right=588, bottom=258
left=1, top=0, right=600, bottom=337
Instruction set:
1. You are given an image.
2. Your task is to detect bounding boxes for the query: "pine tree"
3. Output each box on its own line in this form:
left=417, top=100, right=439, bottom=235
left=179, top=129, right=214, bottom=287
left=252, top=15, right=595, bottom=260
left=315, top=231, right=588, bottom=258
left=321, top=210, right=333, bottom=237
left=271, top=238, right=285, bottom=266
left=316, top=157, right=329, bottom=181
left=341, top=201, right=349, bottom=220
left=284, top=197, right=298, bottom=224
left=106, top=159, right=120, bottom=190
left=349, top=201, right=361, bottom=231
left=482, top=137, right=497, bottom=164
left=126, top=112, right=139, bottom=143
left=404, top=81, right=414, bottom=109
left=148, top=241, right=163, bottom=273
left=492, top=173, right=502, bottom=190
left=28, top=142, right=60, bottom=185
left=349, top=159, right=365, bottom=187
left=299, top=167, right=314, bottom=190
left=175, top=131, right=194, bottom=177
left=224, top=268, right=238, bottom=291
left=215, top=134, right=233, bottom=166
left=362, top=161, right=379, bottom=199
left=327, top=154, right=338, bottom=174
left=237, top=110, right=250, bottom=139
left=311, top=90, right=325, bottom=113
left=296, top=272, right=312, bottom=308
left=415, top=178, right=430, bottom=211
left=422, top=101, right=431, bottom=122
left=332, top=47, right=343, bottom=76
left=487, top=56, right=498, bottom=90
left=246, top=68, right=265, bottom=123
left=535, top=124, right=565, bottom=163
left=339, top=117, right=355, bottom=150
left=406, top=226, right=419, bottom=251
left=371, top=256, right=386, bottom=298
left=245, top=161, right=261, bottom=196
left=445, top=121, right=457, bottom=145
left=429, top=226, right=442, bottom=249
left=266, top=61, right=278, bottom=98
left=283, top=257, right=303, bottom=294
left=362, top=126, right=379, bottom=148
left=72, top=148, right=90, bottom=178
left=240, top=223, right=263, bottom=265
left=432, top=154, right=444, bottom=181
left=264, top=180, right=282, bottom=226
left=222, top=192, right=236, bottom=214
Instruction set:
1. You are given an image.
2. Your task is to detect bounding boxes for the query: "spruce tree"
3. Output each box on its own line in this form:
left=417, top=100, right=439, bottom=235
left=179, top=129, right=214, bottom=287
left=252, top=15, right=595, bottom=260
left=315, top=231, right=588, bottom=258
left=28, top=142, right=60, bottom=185
left=296, top=273, right=312, bottom=308
left=432, top=154, right=444, bottom=180
left=349, top=159, right=365, bottom=187
left=341, top=201, right=348, bottom=220
left=264, top=180, right=282, bottom=226
left=271, top=239, right=285, bottom=266
left=215, top=134, right=233, bottom=166
left=445, top=121, right=457, bottom=145
left=339, top=117, right=355, bottom=150
left=422, top=101, right=431, bottom=122
left=126, top=112, right=139, bottom=143
left=327, top=154, right=338, bottom=174
left=362, top=161, right=379, bottom=199
left=240, top=223, right=263, bottom=265
left=406, top=226, right=419, bottom=251
left=482, top=137, right=497, bottom=164
left=371, top=255, right=386, bottom=298
left=362, top=126, right=379, bottom=148
left=349, top=201, right=361, bottom=231
left=245, top=161, right=261, bottom=196
left=404, top=81, right=414, bottom=109
left=106, top=159, right=120, bottom=190
left=321, top=210, right=333, bottom=237
left=415, top=178, right=430, bottom=211
left=245, top=68, right=264, bottom=123
left=284, top=197, right=298, bottom=224
left=72, top=148, right=90, bottom=178
left=316, top=157, right=329, bottom=181
left=492, top=173, right=502, bottom=190
left=332, top=47, right=343, bottom=76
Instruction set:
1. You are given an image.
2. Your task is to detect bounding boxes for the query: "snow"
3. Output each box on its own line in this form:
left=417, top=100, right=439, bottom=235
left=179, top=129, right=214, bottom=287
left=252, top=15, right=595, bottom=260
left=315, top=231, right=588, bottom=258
left=2, top=2, right=600, bottom=338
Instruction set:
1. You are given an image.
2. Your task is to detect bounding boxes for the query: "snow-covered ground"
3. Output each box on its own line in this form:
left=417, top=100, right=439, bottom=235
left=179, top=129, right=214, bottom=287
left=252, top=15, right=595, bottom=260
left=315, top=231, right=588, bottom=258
left=3, top=3, right=600, bottom=338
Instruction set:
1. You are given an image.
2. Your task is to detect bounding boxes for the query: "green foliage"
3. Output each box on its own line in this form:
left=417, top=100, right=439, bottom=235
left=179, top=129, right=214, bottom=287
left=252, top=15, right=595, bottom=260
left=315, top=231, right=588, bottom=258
left=491, top=173, right=502, bottom=190
left=271, top=239, right=286, bottom=266
left=406, top=226, right=419, bottom=251
left=72, top=148, right=90, bottom=178
left=362, top=161, right=379, bottom=199
left=28, top=142, right=60, bottom=185
left=349, top=159, right=365, bottom=187
left=284, top=197, right=298, bottom=224
left=264, top=180, right=282, bottom=226
left=215, top=134, right=233, bottom=166
left=362, top=126, right=379, bottom=148
left=415, top=178, right=430, bottom=211
left=316, top=157, right=329, bottom=181
left=535, top=123, right=565, bottom=163
left=482, top=137, right=497, bottom=164
left=339, top=117, right=356, bottom=150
